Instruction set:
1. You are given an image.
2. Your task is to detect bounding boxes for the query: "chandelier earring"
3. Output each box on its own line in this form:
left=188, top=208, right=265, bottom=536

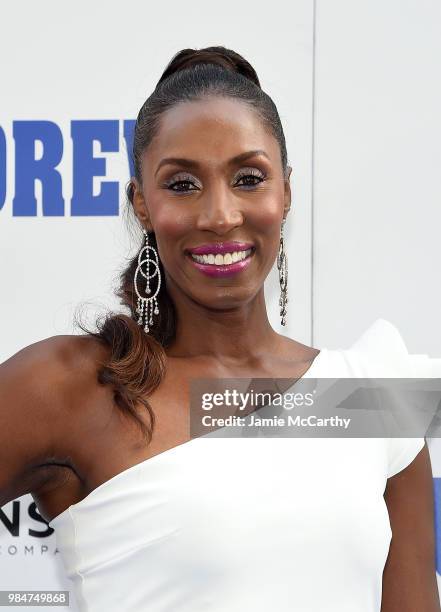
left=134, top=228, right=161, bottom=334
left=277, top=219, right=288, bottom=326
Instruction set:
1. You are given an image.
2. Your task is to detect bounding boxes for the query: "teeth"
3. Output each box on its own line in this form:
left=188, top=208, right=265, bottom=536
left=190, top=249, right=253, bottom=266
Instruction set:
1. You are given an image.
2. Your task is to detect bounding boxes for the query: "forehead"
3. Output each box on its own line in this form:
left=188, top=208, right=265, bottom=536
left=143, top=97, right=280, bottom=169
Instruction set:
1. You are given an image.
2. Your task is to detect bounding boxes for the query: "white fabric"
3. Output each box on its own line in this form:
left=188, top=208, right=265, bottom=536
left=49, top=318, right=439, bottom=611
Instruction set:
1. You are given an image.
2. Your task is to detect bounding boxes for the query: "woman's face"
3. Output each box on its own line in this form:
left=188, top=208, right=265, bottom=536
left=133, top=96, right=291, bottom=310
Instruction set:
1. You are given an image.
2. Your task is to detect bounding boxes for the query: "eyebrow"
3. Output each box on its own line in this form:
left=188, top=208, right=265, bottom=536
left=154, top=149, right=270, bottom=177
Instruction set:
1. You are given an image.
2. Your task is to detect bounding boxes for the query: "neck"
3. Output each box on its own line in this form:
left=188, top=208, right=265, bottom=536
left=164, top=285, right=280, bottom=364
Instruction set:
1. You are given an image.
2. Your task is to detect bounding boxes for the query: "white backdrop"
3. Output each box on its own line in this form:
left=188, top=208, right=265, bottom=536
left=0, top=0, right=440, bottom=609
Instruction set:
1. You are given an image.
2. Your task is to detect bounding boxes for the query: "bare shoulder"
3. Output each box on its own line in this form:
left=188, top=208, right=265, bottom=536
left=1, top=333, right=111, bottom=415
left=0, top=334, right=112, bottom=508
left=1, top=333, right=109, bottom=379
left=276, top=333, right=321, bottom=362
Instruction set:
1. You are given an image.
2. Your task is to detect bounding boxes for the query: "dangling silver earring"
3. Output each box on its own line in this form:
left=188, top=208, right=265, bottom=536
left=134, top=228, right=161, bottom=334
left=277, top=219, right=288, bottom=326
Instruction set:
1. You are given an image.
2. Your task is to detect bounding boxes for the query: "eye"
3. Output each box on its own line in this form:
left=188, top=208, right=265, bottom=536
left=234, top=168, right=266, bottom=189
left=163, top=173, right=201, bottom=193
left=168, top=180, right=197, bottom=192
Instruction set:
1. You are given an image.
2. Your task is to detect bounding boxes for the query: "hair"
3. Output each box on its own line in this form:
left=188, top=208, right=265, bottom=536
left=76, top=46, right=289, bottom=443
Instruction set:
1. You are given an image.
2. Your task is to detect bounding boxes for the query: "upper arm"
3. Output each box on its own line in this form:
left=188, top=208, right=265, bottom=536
left=382, top=442, right=441, bottom=611
left=0, top=336, right=75, bottom=507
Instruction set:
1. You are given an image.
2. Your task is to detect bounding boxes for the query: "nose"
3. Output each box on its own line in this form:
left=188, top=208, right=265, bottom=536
left=195, top=183, right=244, bottom=235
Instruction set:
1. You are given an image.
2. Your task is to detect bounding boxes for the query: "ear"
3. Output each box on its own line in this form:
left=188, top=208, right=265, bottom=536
left=283, top=165, right=292, bottom=221
left=131, top=178, right=153, bottom=232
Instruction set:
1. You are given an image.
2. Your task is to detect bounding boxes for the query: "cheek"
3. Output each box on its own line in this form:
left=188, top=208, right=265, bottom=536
left=247, top=190, right=284, bottom=237
left=254, top=202, right=282, bottom=230
left=147, top=193, right=193, bottom=237
left=146, top=196, right=194, bottom=262
left=249, top=191, right=284, bottom=263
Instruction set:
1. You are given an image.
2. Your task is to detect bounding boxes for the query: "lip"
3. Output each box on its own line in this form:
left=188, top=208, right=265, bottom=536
left=186, top=241, right=254, bottom=255
left=186, top=248, right=255, bottom=277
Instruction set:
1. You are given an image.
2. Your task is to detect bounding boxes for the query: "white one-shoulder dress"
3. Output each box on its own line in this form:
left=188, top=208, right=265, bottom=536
left=49, top=319, right=440, bottom=612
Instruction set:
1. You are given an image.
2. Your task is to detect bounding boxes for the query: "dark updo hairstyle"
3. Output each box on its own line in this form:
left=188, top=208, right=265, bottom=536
left=77, top=46, right=289, bottom=442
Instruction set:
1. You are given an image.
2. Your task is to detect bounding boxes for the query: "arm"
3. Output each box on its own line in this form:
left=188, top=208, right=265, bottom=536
left=0, top=337, right=73, bottom=508
left=381, top=442, right=440, bottom=611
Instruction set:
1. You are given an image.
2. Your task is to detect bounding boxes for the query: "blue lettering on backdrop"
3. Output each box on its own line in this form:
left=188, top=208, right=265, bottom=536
left=0, top=120, right=136, bottom=216
left=123, top=120, right=136, bottom=178
left=12, top=121, right=64, bottom=216
left=0, top=126, right=5, bottom=211
left=71, top=120, right=119, bottom=216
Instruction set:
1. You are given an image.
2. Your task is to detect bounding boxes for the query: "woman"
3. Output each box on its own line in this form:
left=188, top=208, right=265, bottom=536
left=0, top=46, right=439, bottom=611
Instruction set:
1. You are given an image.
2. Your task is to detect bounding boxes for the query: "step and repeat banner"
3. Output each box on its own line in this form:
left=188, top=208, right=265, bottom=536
left=1, top=0, right=440, bottom=610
